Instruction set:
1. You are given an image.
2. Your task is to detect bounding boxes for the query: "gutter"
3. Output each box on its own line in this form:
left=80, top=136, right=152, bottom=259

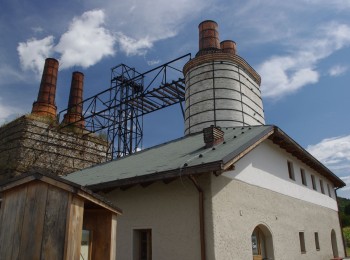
left=189, top=175, right=206, bottom=260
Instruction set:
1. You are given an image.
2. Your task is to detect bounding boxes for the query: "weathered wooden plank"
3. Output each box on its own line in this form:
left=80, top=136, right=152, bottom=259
left=64, top=195, right=84, bottom=260
left=40, top=185, right=69, bottom=260
left=110, top=214, right=118, bottom=260
left=76, top=190, right=122, bottom=215
left=0, top=186, right=28, bottom=259
left=18, top=181, right=49, bottom=260
left=83, top=210, right=112, bottom=260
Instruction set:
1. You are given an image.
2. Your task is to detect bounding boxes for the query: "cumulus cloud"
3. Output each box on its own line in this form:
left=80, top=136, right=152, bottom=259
left=307, top=135, right=350, bottom=176
left=116, top=33, right=153, bottom=56
left=55, top=9, right=115, bottom=69
left=328, top=65, right=348, bottom=77
left=18, top=10, right=115, bottom=74
left=17, top=36, right=54, bottom=76
left=258, top=22, right=350, bottom=99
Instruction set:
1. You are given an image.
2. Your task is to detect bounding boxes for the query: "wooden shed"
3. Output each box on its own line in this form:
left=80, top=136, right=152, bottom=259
left=0, top=172, right=122, bottom=260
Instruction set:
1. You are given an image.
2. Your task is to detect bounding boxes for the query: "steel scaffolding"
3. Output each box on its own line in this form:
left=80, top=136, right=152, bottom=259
left=58, top=54, right=190, bottom=159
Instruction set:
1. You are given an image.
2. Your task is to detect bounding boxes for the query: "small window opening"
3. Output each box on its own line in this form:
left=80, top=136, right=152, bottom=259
left=300, top=169, right=307, bottom=186
left=320, top=180, right=325, bottom=194
left=311, top=175, right=317, bottom=190
left=134, top=229, right=152, bottom=260
left=315, top=232, right=320, bottom=250
left=288, top=161, right=295, bottom=180
left=299, top=232, right=306, bottom=253
left=327, top=183, right=332, bottom=197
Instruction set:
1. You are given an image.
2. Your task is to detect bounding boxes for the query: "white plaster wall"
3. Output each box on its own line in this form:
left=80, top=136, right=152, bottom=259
left=206, top=140, right=344, bottom=260
left=185, top=61, right=265, bottom=134
left=225, top=140, right=338, bottom=210
left=104, top=178, right=201, bottom=260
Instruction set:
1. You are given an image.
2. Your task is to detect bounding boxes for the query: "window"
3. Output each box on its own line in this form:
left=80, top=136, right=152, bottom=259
left=311, top=175, right=317, bottom=190
left=320, top=180, right=325, bottom=194
left=327, top=183, right=332, bottom=197
left=299, top=232, right=306, bottom=253
left=300, top=169, right=307, bottom=186
left=134, top=229, right=152, bottom=260
left=287, top=161, right=295, bottom=180
left=315, top=232, right=320, bottom=250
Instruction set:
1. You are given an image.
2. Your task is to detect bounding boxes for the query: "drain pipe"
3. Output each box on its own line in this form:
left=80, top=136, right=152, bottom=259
left=189, top=175, right=206, bottom=260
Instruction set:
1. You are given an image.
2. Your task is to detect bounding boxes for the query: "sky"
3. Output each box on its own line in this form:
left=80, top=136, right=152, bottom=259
left=0, top=0, right=350, bottom=197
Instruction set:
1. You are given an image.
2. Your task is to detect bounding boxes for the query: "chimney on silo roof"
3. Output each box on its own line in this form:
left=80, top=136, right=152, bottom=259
left=31, top=58, right=59, bottom=119
left=62, top=71, right=85, bottom=128
left=203, top=125, right=224, bottom=148
left=197, top=20, right=221, bottom=56
left=220, top=40, right=237, bottom=55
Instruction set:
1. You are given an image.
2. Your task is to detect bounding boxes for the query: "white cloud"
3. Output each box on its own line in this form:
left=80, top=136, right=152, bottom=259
left=258, top=22, right=350, bottom=99
left=116, top=33, right=153, bottom=56
left=329, top=65, right=348, bottom=77
left=55, top=9, right=115, bottom=69
left=18, top=10, right=115, bottom=74
left=17, top=36, right=54, bottom=76
left=307, top=135, right=350, bottom=177
left=147, top=59, right=161, bottom=66
left=86, top=0, right=210, bottom=56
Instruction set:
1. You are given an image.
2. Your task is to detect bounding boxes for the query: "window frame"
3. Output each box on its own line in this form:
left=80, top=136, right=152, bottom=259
left=311, top=175, right=317, bottom=190
left=320, top=179, right=325, bottom=194
left=287, top=161, right=295, bottom=181
left=315, top=232, right=320, bottom=251
left=327, top=183, right=332, bottom=197
left=299, top=231, right=306, bottom=254
left=134, top=229, right=152, bottom=260
left=300, top=168, right=307, bottom=186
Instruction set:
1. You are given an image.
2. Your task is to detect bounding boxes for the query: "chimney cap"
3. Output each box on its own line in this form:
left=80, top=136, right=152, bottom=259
left=198, top=20, right=218, bottom=27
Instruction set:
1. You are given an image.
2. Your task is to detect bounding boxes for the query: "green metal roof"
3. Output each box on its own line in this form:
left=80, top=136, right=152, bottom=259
left=64, top=124, right=345, bottom=190
left=64, top=125, right=274, bottom=188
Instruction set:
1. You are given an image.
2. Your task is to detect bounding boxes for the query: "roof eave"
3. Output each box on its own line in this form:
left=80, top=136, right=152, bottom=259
left=87, top=160, right=224, bottom=192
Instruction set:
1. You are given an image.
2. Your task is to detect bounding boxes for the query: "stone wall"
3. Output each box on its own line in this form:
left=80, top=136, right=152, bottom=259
left=0, top=115, right=108, bottom=181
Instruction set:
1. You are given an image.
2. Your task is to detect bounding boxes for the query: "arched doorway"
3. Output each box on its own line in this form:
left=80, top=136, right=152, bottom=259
left=331, top=229, right=339, bottom=257
left=251, top=225, right=274, bottom=260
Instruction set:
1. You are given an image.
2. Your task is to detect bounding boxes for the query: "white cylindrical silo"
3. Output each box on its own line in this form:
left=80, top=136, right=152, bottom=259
left=183, top=21, right=265, bottom=135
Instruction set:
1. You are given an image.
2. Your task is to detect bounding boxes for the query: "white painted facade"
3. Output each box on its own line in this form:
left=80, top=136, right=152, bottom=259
left=184, top=60, right=265, bottom=135
left=207, top=140, right=344, bottom=260
left=105, top=139, right=344, bottom=260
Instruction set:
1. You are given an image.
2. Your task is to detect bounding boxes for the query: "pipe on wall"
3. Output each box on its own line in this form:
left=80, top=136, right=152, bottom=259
left=189, top=175, right=206, bottom=260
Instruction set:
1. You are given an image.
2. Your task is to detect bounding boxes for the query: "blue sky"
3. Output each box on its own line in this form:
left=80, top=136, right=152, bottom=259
left=1, top=0, right=350, bottom=197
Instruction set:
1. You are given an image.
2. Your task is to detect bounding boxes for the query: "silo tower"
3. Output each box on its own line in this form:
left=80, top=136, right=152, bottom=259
left=183, top=20, right=265, bottom=135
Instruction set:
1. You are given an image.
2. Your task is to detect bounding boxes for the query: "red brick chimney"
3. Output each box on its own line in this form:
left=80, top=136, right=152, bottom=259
left=203, top=125, right=224, bottom=148
left=31, top=58, right=59, bottom=119
left=197, top=20, right=221, bottom=56
left=62, top=71, right=85, bottom=128
left=220, top=40, right=237, bottom=55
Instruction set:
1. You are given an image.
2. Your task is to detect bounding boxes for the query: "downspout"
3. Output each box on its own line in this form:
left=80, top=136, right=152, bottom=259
left=189, top=175, right=206, bottom=260
left=335, top=187, right=347, bottom=257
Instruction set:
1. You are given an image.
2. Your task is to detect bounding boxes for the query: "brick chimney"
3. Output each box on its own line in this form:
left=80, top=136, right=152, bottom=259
left=62, top=71, right=85, bottom=128
left=31, top=58, right=59, bottom=119
left=203, top=125, right=224, bottom=148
